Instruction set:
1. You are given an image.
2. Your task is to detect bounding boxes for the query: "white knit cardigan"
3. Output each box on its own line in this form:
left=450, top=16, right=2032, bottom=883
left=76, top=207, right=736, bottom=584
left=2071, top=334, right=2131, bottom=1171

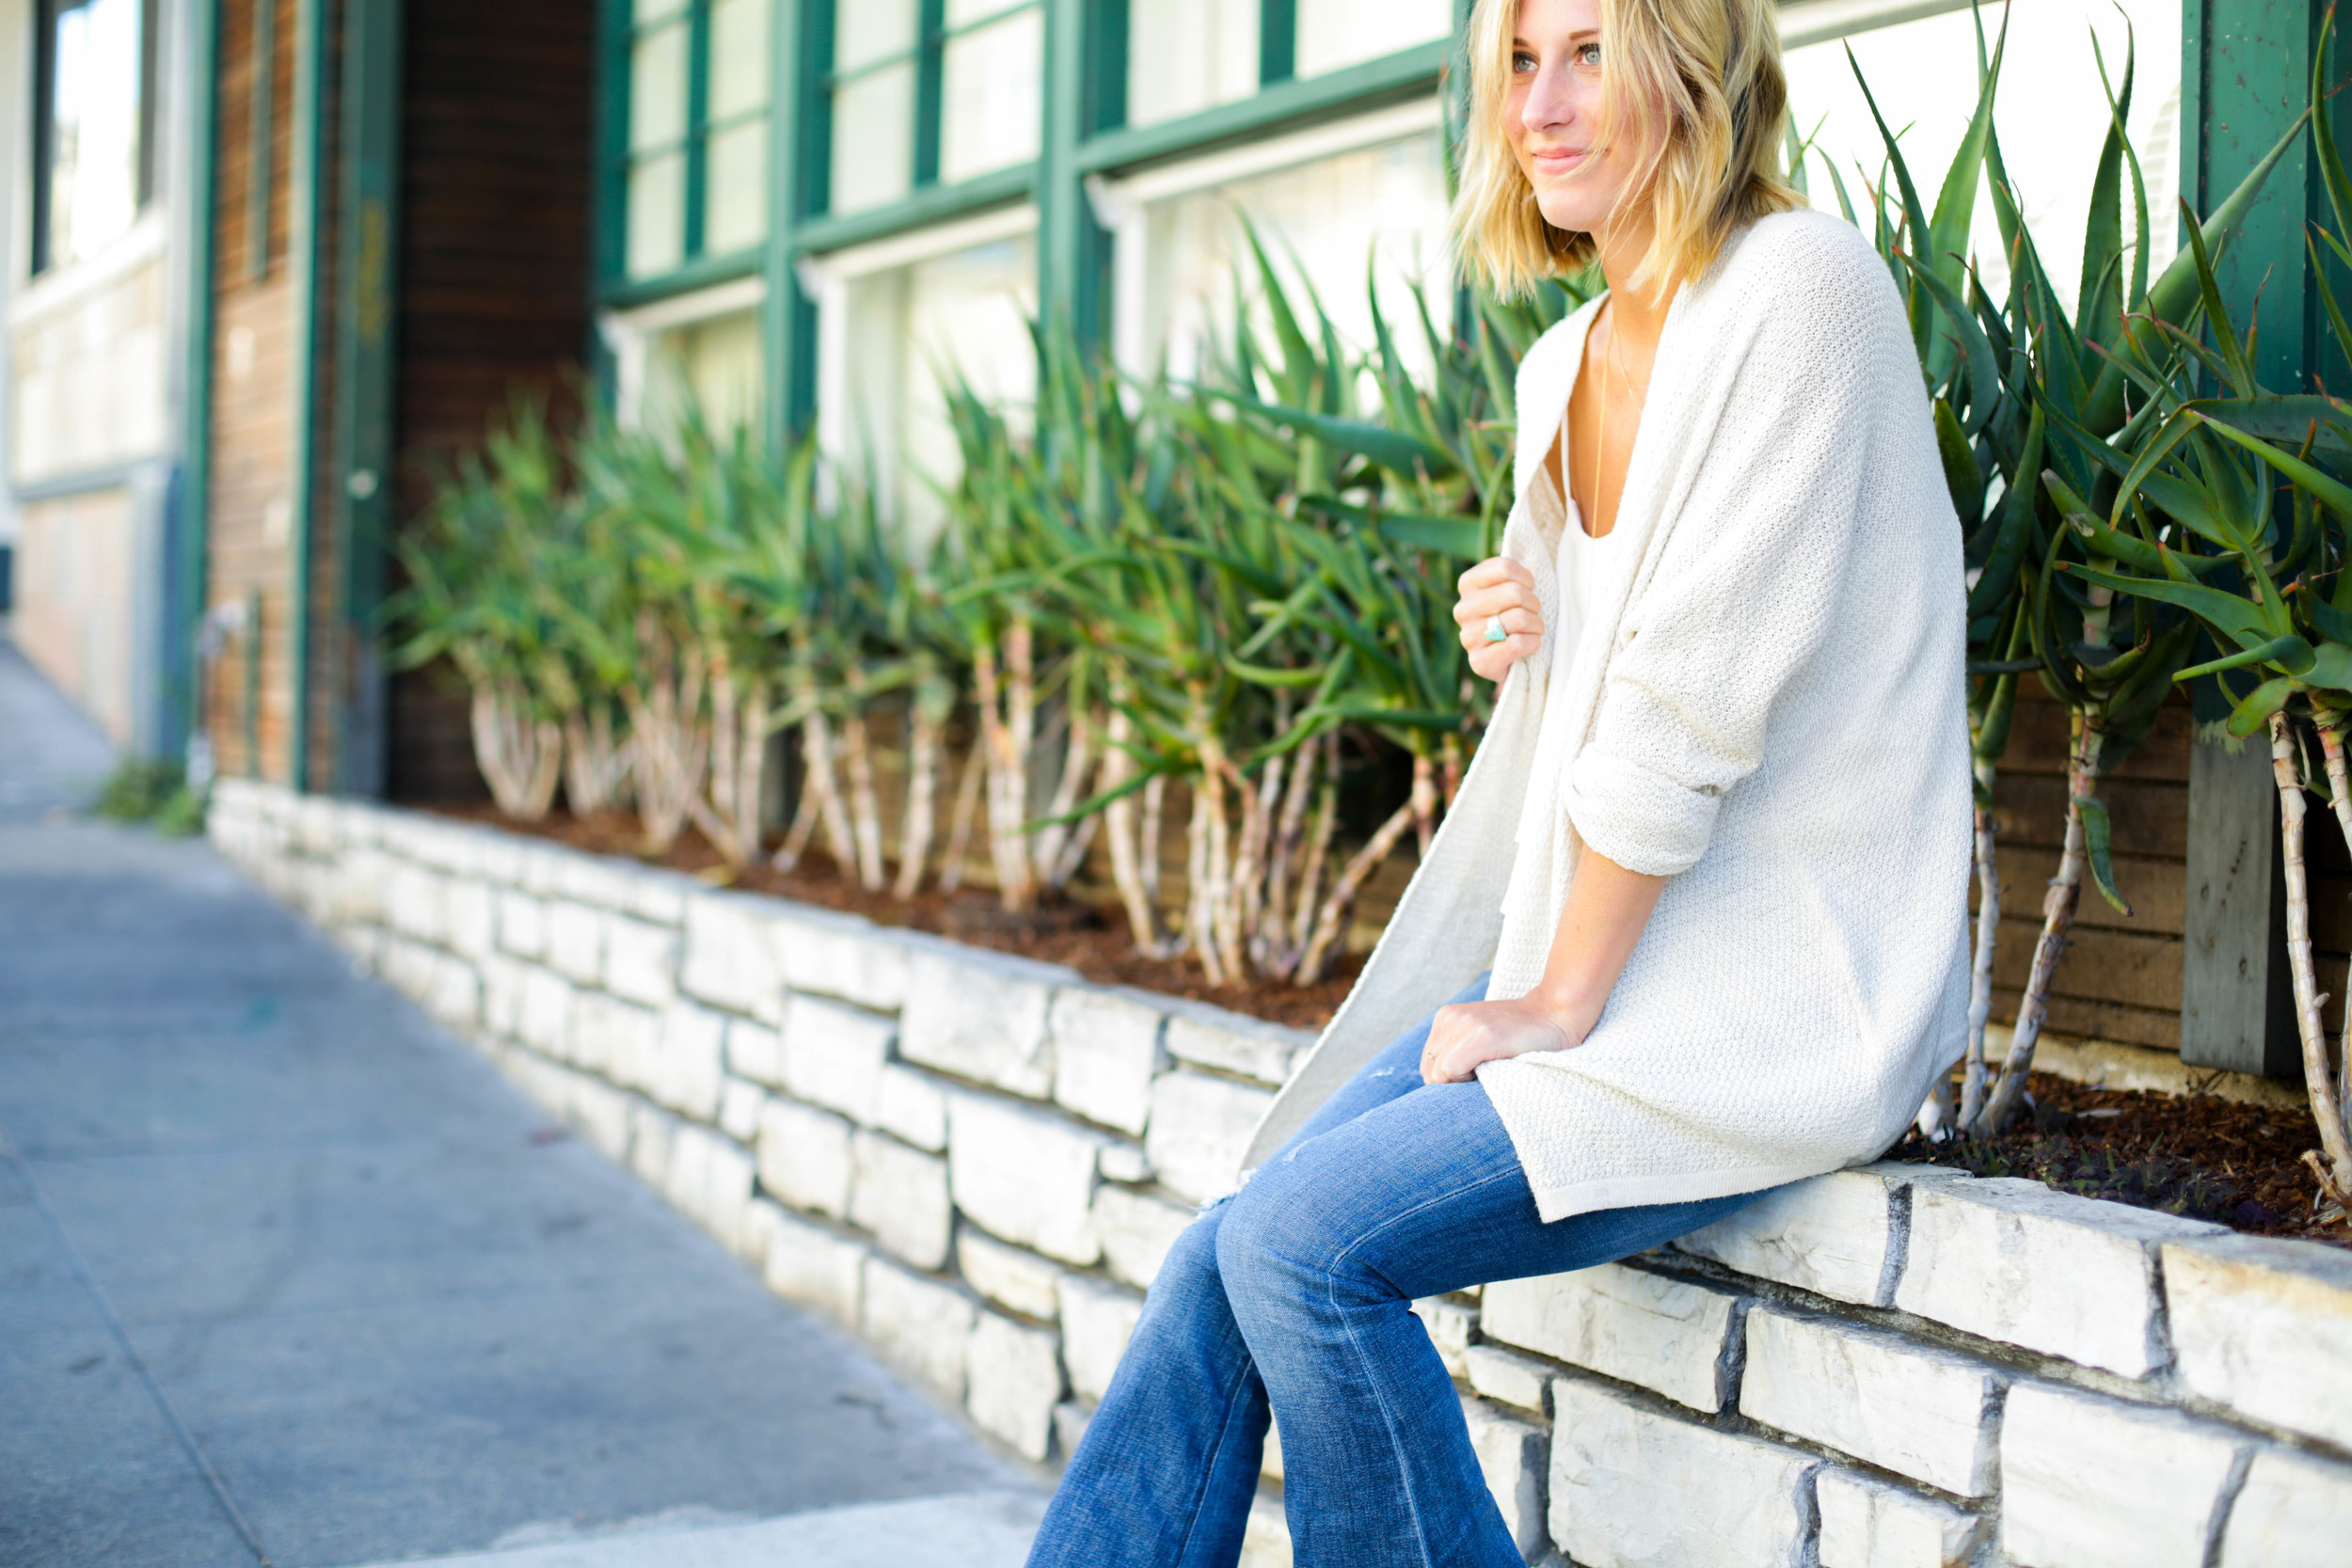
left=1245, top=210, right=1975, bottom=1221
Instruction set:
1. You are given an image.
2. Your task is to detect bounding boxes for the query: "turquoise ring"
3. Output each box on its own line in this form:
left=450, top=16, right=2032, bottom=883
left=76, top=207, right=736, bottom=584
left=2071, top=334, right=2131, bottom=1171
left=1484, top=614, right=1508, bottom=643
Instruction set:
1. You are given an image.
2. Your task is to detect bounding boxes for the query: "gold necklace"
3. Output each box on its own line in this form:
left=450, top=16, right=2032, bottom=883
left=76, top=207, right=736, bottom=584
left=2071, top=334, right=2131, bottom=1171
left=1586, top=303, right=1626, bottom=539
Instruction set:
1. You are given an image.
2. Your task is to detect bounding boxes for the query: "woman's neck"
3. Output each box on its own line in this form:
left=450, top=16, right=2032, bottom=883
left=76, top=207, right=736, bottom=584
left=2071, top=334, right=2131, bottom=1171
left=1592, top=213, right=1675, bottom=345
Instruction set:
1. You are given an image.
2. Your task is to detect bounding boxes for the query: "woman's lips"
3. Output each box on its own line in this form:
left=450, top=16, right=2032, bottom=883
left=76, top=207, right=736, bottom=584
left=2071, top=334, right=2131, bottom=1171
left=1531, top=147, right=1589, bottom=175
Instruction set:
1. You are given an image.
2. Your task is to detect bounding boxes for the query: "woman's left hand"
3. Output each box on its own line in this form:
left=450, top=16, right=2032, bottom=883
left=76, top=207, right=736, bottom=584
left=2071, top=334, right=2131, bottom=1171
left=1420, top=993, right=1591, bottom=1085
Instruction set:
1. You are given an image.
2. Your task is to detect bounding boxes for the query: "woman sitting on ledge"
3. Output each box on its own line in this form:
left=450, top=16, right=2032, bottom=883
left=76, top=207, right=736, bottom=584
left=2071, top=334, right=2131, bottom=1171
left=1027, top=0, right=1969, bottom=1560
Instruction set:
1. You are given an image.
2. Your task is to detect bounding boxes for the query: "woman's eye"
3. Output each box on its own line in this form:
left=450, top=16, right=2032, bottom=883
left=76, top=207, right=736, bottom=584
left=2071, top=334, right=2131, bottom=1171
left=1512, top=49, right=1538, bottom=73
left=1576, top=42, right=1602, bottom=68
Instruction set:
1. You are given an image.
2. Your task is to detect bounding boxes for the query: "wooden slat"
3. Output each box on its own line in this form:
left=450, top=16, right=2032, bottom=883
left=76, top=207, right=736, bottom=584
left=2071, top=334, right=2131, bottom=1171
left=1989, top=773, right=2187, bottom=859
left=1982, top=847, right=2184, bottom=937
left=1989, top=919, right=2181, bottom=1012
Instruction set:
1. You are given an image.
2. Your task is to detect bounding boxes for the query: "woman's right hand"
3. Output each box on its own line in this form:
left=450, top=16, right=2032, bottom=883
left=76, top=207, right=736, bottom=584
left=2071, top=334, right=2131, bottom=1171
left=1454, top=557, right=1544, bottom=683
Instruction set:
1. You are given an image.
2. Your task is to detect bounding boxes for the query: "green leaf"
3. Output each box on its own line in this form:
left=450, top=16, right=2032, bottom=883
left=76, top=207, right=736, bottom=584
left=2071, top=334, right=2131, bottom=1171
left=2227, top=675, right=2296, bottom=736
left=1203, top=389, right=1459, bottom=478
left=2077, top=795, right=2133, bottom=915
left=2173, top=633, right=2314, bottom=682
left=2065, top=562, right=2273, bottom=646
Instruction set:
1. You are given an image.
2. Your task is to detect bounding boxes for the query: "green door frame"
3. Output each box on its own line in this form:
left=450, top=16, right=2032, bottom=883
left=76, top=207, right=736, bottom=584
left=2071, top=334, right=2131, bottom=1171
left=331, top=0, right=405, bottom=796
left=174, top=0, right=225, bottom=766
left=286, top=0, right=332, bottom=792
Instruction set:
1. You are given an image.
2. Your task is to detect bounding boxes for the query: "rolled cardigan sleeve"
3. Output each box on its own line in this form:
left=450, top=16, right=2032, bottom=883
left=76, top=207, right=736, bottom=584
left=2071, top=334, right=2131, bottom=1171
left=1565, top=260, right=1908, bottom=877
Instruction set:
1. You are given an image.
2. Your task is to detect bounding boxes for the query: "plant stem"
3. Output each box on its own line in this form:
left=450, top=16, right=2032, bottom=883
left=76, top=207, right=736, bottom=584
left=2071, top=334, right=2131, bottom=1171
left=1959, top=757, right=2001, bottom=1132
left=1295, top=798, right=1415, bottom=987
left=842, top=709, right=886, bottom=892
left=2296, top=719, right=2352, bottom=1210
left=1977, top=709, right=2099, bottom=1135
left=940, top=735, right=986, bottom=894
left=1102, top=708, right=1167, bottom=955
left=894, top=685, right=946, bottom=900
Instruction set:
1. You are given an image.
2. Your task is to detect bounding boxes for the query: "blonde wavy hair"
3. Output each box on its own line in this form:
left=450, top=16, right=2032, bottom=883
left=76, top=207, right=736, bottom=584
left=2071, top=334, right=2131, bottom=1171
left=1450, top=0, right=1802, bottom=298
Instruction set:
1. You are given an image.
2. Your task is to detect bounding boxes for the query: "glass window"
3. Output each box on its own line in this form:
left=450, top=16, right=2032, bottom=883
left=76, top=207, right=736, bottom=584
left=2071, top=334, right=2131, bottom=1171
left=33, top=0, right=153, bottom=273
left=1294, top=0, right=1453, bottom=80
left=644, top=308, right=766, bottom=436
left=941, top=6, right=1044, bottom=184
left=1123, top=132, right=1454, bottom=388
left=621, top=0, right=774, bottom=281
left=1127, top=0, right=1259, bottom=128
left=833, top=230, right=1040, bottom=551
left=1782, top=0, right=2181, bottom=319
left=823, top=0, right=1042, bottom=216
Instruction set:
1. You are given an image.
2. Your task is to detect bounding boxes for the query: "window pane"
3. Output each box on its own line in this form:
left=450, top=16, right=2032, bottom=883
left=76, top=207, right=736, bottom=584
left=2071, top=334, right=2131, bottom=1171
left=1132, top=133, right=1451, bottom=386
left=940, top=8, right=1042, bottom=185
left=646, top=309, right=765, bottom=436
left=838, top=0, right=919, bottom=72
left=831, top=62, right=916, bottom=213
left=836, top=230, right=1040, bottom=553
left=1127, top=0, right=1258, bottom=127
left=627, top=151, right=686, bottom=277
left=709, top=0, right=772, bottom=119
left=1295, top=0, right=1452, bottom=78
left=946, top=0, right=1023, bottom=23
left=631, top=0, right=689, bottom=24
left=1782, top=0, right=2180, bottom=318
left=630, top=19, right=690, bottom=151
left=43, top=0, right=145, bottom=268
left=705, top=117, right=769, bottom=254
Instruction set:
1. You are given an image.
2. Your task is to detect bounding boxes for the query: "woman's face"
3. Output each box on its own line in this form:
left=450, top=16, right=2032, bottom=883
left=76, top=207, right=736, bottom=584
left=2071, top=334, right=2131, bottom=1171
left=1506, top=0, right=1658, bottom=238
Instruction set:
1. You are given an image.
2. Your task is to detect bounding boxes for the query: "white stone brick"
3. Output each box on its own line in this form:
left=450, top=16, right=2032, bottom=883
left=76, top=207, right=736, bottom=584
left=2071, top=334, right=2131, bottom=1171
left=899, top=947, right=1061, bottom=1098
left=718, top=1076, right=766, bottom=1143
left=666, top=1122, right=754, bottom=1252
left=678, top=894, right=783, bottom=1016
left=516, top=968, right=575, bottom=1056
left=1050, top=988, right=1167, bottom=1135
left=1098, top=1141, right=1150, bottom=1183
left=516, top=842, right=565, bottom=895
left=380, top=936, right=437, bottom=1001
left=1481, top=1263, right=1737, bottom=1413
left=1897, top=1179, right=2222, bottom=1376
left=967, top=1310, right=1065, bottom=1461
left=1549, top=1375, right=1819, bottom=1568
left=959, top=1227, right=1066, bottom=1320
left=424, top=955, right=481, bottom=1032
left=644, top=1004, right=726, bottom=1121
left=1093, top=1184, right=1197, bottom=1291
left=478, top=956, right=526, bottom=1039
left=771, top=907, right=910, bottom=1010
left=756, top=1099, right=855, bottom=1220
left=498, top=891, right=548, bottom=958
left=1053, top=1402, right=1091, bottom=1462
left=1465, top=1344, right=1554, bottom=1418
left=385, top=862, right=449, bottom=944
left=875, top=1064, right=948, bottom=1152
left=1413, top=1298, right=1477, bottom=1379
left=1057, top=1274, right=1145, bottom=1405
left=1740, top=1308, right=1999, bottom=1496
left=543, top=900, right=606, bottom=987
left=626, top=869, right=691, bottom=926
left=603, top=917, right=678, bottom=1006
left=948, top=1092, right=1108, bottom=1264
left=1462, top=1397, right=1549, bottom=1563
left=849, top=1131, right=952, bottom=1270
left=571, top=993, right=658, bottom=1081
left=629, top=1101, right=676, bottom=1191
left=566, top=1074, right=634, bottom=1164
left=779, top=995, right=896, bottom=1122
left=862, top=1258, right=975, bottom=1401
left=1161, top=997, right=1311, bottom=1086
left=2165, top=1232, right=2352, bottom=1452
left=2000, top=1383, right=2244, bottom=1568
left=1145, top=1069, right=1275, bottom=1206
left=1816, top=1469, right=1985, bottom=1568
left=444, top=878, right=496, bottom=960
left=2218, top=1446, right=2352, bottom=1568
left=335, top=849, right=389, bottom=925
left=472, top=831, right=520, bottom=887
left=1676, top=1164, right=1966, bottom=1307
left=753, top=1202, right=866, bottom=1324
left=725, top=1020, right=785, bottom=1089
left=1240, top=1491, right=1291, bottom=1568
left=555, top=853, right=640, bottom=911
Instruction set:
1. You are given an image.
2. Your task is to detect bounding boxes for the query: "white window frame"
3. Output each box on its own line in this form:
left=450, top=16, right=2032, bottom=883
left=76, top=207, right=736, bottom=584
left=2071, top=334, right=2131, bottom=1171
left=596, top=273, right=768, bottom=432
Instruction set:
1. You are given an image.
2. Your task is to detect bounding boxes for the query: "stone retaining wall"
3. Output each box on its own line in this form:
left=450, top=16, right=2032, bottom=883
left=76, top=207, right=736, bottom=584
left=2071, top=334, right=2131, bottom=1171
left=207, top=779, right=2352, bottom=1567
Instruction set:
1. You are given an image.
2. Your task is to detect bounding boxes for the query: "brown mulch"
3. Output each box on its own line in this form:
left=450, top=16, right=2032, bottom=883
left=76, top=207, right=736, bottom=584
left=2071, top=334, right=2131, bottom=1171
left=422, top=802, right=1360, bottom=1032
left=1885, top=1073, right=2349, bottom=1248
left=421, top=801, right=2346, bottom=1245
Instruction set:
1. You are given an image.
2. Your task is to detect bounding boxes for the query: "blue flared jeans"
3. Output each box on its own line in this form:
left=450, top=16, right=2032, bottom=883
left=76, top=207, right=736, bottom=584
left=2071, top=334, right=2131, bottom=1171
left=1026, top=978, right=1772, bottom=1568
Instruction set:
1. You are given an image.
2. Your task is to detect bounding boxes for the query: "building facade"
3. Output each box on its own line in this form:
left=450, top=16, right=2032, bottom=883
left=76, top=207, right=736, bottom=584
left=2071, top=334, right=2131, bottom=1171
left=2, top=0, right=2345, bottom=1079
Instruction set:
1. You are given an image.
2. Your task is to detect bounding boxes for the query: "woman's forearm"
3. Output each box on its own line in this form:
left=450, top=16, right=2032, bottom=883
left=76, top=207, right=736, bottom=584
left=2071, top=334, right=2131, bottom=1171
left=1531, top=849, right=1666, bottom=1040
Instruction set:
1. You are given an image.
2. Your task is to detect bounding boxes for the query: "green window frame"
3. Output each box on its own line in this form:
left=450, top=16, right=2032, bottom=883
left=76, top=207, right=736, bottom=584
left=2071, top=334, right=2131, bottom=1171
left=612, top=0, right=773, bottom=284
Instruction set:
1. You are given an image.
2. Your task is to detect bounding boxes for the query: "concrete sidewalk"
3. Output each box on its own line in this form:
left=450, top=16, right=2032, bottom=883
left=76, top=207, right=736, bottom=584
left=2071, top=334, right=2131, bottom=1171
left=0, top=637, right=1042, bottom=1567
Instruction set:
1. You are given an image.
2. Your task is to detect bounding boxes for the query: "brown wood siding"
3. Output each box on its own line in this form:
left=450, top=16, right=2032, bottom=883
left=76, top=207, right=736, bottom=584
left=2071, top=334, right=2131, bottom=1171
left=1982, top=687, right=2191, bottom=1053
left=385, top=0, right=596, bottom=800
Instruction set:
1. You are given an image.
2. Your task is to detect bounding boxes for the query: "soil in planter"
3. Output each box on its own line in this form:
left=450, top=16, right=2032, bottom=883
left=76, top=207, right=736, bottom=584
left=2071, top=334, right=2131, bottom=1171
left=418, top=804, right=2349, bottom=1247
left=1884, top=1074, right=2349, bottom=1248
left=421, top=804, right=1362, bottom=1032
